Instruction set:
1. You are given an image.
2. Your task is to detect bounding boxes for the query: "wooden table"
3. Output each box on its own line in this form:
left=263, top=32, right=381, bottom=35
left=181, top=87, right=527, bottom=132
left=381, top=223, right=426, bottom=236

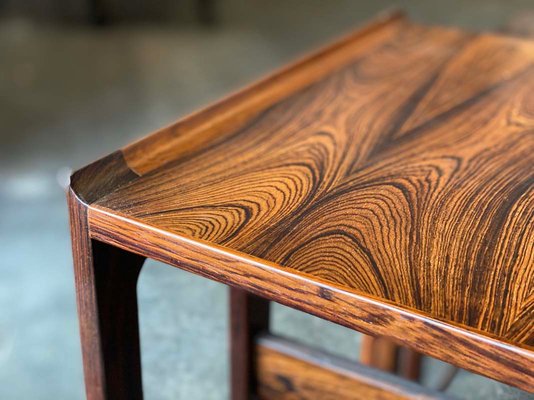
left=69, top=11, right=534, bottom=399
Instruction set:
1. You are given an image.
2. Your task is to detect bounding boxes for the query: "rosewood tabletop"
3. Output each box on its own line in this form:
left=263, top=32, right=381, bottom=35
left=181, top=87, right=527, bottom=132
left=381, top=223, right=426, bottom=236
left=70, top=12, right=534, bottom=391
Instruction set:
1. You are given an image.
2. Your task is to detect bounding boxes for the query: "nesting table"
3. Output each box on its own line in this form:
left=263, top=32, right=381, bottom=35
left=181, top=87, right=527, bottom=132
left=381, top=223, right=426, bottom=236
left=69, top=11, right=534, bottom=399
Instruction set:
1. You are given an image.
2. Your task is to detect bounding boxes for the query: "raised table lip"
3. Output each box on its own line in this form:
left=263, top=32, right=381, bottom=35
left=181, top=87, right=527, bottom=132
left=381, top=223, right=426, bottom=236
left=119, top=9, right=410, bottom=176
left=68, top=10, right=534, bottom=392
left=70, top=9, right=410, bottom=201
left=117, top=13, right=534, bottom=177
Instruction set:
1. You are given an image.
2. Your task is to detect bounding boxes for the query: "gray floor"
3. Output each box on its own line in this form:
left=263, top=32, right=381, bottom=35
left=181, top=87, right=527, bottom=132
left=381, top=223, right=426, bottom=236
left=0, top=1, right=533, bottom=399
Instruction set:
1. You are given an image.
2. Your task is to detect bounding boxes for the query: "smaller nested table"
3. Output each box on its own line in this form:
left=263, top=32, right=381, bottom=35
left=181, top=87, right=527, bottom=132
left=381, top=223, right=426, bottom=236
left=69, top=11, right=534, bottom=400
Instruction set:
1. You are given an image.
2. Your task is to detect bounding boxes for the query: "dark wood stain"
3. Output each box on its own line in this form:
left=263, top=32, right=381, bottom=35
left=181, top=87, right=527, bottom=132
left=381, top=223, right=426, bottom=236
left=68, top=189, right=146, bottom=399
left=229, top=288, right=270, bottom=400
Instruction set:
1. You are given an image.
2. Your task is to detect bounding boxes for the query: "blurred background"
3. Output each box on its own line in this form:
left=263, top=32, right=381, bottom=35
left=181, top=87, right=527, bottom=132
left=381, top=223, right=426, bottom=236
left=1, top=1, right=533, bottom=399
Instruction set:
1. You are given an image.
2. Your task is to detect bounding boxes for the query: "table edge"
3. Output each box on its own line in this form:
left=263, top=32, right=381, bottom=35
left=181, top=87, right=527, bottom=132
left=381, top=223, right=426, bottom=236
left=73, top=192, right=534, bottom=393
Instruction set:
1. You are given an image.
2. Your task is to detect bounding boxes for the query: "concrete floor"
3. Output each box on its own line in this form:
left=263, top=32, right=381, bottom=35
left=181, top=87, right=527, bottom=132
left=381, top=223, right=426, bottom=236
left=0, top=1, right=533, bottom=399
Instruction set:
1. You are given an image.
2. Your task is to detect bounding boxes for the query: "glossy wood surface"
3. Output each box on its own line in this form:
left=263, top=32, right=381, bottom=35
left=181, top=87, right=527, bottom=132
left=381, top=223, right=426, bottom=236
left=69, top=12, right=534, bottom=391
left=256, top=335, right=450, bottom=400
left=68, top=189, right=146, bottom=400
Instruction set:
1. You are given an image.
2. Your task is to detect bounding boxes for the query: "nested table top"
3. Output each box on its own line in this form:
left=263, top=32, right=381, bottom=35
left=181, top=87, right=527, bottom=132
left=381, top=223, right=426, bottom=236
left=71, top=12, right=534, bottom=390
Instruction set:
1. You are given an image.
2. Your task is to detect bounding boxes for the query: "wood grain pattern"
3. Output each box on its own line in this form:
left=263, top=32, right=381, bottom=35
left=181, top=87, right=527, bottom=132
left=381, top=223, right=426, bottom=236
left=121, top=11, right=406, bottom=175
left=68, top=190, right=146, bottom=400
left=69, top=12, right=534, bottom=392
left=86, top=207, right=534, bottom=391
left=256, top=335, right=450, bottom=400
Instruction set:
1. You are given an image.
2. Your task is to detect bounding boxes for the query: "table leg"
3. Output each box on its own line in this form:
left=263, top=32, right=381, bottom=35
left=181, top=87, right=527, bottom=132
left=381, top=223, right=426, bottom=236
left=360, top=335, right=399, bottom=372
left=69, top=191, right=146, bottom=400
left=361, top=335, right=422, bottom=381
left=229, top=288, right=270, bottom=400
left=399, top=346, right=423, bottom=381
